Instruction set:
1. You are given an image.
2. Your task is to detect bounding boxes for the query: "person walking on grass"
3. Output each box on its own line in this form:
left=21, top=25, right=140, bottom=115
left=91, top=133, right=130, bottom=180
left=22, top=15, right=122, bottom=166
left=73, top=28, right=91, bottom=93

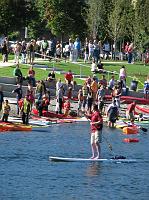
left=14, top=41, right=22, bottom=64
left=85, top=104, right=103, bottom=159
left=1, top=41, right=8, bottom=63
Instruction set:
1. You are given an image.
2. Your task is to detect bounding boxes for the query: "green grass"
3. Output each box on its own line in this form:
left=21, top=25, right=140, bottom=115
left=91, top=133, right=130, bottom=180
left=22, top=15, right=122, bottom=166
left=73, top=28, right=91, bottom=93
left=34, top=60, right=148, bottom=89
left=0, top=56, right=148, bottom=89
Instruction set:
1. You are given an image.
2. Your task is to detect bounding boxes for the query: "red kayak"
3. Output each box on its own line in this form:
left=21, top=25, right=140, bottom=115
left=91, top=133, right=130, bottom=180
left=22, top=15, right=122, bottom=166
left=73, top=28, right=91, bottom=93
left=32, top=109, right=77, bottom=119
left=105, top=95, right=149, bottom=105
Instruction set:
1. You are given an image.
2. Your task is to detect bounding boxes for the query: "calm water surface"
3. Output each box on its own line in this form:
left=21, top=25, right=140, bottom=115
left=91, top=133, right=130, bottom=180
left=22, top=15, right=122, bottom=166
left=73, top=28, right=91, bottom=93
left=0, top=122, right=149, bottom=200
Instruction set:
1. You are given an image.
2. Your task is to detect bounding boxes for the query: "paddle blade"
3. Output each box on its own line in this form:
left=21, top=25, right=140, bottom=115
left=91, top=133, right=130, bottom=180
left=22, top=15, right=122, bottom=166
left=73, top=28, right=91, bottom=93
left=112, top=155, right=126, bottom=160
left=140, top=127, right=148, bottom=132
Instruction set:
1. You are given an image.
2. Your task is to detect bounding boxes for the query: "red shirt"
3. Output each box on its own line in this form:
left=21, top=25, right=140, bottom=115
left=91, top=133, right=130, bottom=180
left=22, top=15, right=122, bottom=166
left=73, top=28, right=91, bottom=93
left=28, top=69, right=35, bottom=77
left=65, top=72, right=73, bottom=81
left=64, top=101, right=70, bottom=110
left=128, top=46, right=133, bottom=53
left=90, top=111, right=103, bottom=132
left=124, top=44, right=129, bottom=53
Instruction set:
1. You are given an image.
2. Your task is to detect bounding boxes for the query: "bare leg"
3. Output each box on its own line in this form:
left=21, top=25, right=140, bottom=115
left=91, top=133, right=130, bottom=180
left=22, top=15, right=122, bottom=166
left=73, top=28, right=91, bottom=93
left=95, top=142, right=101, bottom=159
left=90, top=143, right=96, bottom=159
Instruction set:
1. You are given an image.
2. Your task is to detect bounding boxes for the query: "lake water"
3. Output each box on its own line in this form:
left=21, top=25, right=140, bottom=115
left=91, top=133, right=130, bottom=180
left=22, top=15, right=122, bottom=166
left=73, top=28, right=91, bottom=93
left=0, top=122, right=149, bottom=200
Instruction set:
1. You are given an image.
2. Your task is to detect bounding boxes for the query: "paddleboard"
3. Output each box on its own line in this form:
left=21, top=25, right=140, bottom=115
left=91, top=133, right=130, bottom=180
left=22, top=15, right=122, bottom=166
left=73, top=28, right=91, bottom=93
left=49, top=156, right=136, bottom=163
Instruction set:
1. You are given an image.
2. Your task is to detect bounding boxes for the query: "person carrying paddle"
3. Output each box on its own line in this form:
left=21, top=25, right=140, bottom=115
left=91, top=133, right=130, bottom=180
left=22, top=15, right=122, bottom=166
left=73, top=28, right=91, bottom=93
left=85, top=104, right=103, bottom=159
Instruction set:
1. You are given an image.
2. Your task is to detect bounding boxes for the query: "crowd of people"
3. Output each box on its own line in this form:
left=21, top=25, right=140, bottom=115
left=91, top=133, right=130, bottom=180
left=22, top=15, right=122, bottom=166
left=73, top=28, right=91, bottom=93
left=0, top=61, right=148, bottom=158
left=1, top=35, right=149, bottom=66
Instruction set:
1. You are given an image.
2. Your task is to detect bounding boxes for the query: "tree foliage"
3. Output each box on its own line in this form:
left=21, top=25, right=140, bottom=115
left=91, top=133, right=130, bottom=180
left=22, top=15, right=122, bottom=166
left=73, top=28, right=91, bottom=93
left=36, top=0, right=88, bottom=39
left=134, top=0, right=149, bottom=49
left=0, top=0, right=148, bottom=50
left=87, top=0, right=113, bottom=40
left=109, top=0, right=135, bottom=42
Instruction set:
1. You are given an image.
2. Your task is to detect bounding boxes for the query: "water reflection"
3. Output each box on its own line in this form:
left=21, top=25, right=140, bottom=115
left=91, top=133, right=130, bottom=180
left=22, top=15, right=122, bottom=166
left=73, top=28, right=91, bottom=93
left=86, top=162, right=101, bottom=177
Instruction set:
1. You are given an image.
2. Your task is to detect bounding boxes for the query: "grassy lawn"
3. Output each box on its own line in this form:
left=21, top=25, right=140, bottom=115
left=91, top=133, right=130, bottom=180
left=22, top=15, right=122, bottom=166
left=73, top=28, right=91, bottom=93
left=0, top=55, right=148, bottom=89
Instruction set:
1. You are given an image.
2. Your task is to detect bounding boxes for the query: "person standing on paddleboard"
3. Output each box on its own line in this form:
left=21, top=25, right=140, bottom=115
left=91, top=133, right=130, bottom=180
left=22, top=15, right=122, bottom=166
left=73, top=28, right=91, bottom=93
left=85, top=104, right=103, bottom=159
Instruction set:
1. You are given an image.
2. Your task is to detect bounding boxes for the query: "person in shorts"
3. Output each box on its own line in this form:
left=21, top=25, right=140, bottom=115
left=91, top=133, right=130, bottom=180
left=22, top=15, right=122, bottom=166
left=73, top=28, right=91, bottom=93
left=85, top=104, right=103, bottom=159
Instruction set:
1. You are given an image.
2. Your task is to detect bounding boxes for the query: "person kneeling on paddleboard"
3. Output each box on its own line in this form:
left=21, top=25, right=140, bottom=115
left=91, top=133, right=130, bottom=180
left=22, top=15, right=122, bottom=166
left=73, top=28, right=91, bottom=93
left=85, top=104, right=103, bottom=159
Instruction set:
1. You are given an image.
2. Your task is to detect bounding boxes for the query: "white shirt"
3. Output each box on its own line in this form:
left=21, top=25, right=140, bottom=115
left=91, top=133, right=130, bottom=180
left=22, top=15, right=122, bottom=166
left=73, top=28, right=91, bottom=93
left=119, top=68, right=126, bottom=78
left=56, top=81, right=63, bottom=91
left=89, top=43, right=94, bottom=52
left=91, top=63, right=97, bottom=72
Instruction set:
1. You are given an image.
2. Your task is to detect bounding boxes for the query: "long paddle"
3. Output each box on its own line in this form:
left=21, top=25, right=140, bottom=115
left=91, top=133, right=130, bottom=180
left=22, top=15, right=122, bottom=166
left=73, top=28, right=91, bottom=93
left=139, top=126, right=148, bottom=133
left=102, top=135, right=126, bottom=159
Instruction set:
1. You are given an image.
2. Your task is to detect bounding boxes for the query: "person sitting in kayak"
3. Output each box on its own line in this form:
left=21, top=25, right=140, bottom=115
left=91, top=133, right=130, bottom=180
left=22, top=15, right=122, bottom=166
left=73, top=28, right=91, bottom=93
left=127, top=119, right=136, bottom=127
left=126, top=101, right=136, bottom=121
left=106, top=100, right=119, bottom=128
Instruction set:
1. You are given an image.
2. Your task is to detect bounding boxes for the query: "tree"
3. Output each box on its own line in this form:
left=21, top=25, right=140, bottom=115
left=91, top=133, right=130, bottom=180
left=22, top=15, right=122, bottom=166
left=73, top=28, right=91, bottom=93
left=0, top=0, right=13, bottom=35
left=134, top=0, right=149, bottom=50
left=86, top=0, right=113, bottom=40
left=109, top=0, right=135, bottom=54
left=0, top=0, right=43, bottom=38
left=36, top=0, right=88, bottom=40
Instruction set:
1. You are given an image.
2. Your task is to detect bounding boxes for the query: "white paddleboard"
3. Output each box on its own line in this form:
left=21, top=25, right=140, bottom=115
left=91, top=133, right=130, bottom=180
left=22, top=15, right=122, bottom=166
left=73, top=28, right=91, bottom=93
left=49, top=156, right=137, bottom=163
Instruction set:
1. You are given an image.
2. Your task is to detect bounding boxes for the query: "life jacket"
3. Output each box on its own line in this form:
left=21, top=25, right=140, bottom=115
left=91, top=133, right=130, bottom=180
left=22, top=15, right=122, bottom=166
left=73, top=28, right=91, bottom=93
left=23, top=98, right=30, bottom=113
left=28, top=94, right=35, bottom=103
left=18, top=99, right=23, bottom=108
left=3, top=104, right=10, bottom=114
left=82, top=87, right=88, bottom=96
left=64, top=101, right=70, bottom=110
